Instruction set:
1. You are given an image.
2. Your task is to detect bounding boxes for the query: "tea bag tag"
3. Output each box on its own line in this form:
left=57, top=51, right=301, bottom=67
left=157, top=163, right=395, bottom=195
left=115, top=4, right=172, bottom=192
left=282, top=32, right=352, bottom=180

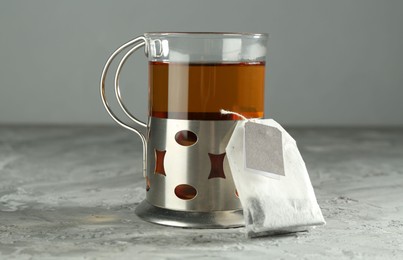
left=244, top=121, right=285, bottom=179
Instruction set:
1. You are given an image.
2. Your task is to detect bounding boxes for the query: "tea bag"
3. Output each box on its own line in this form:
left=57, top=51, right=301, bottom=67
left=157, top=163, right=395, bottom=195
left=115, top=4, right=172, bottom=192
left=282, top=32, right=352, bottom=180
left=225, top=117, right=325, bottom=237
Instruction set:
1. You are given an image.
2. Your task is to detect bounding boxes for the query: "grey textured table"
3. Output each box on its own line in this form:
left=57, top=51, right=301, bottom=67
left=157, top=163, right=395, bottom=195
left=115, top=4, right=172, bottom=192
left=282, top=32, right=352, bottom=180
left=0, top=126, right=402, bottom=259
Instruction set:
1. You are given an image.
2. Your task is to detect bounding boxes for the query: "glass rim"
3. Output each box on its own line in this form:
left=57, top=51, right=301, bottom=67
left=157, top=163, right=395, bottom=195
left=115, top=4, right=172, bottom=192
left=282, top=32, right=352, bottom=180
left=144, top=32, right=268, bottom=38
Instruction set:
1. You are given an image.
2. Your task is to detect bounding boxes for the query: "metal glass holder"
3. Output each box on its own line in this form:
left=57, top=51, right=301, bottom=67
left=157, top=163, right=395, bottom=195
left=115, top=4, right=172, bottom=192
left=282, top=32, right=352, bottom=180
left=100, top=36, right=245, bottom=228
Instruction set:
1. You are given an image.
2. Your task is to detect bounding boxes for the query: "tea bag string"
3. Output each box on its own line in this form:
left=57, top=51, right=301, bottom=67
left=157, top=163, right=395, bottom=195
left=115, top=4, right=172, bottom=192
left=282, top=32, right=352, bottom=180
left=220, top=109, right=248, bottom=121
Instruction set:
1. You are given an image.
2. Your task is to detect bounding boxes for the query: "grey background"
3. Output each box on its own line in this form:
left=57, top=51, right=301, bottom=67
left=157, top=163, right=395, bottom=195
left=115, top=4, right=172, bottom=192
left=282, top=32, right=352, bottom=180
left=0, top=0, right=402, bottom=126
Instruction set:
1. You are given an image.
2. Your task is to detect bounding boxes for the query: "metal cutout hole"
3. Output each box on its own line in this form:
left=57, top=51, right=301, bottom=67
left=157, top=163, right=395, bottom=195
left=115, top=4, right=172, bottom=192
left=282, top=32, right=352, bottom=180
left=235, top=189, right=239, bottom=198
left=174, top=184, right=197, bottom=200
left=154, top=149, right=166, bottom=176
left=208, top=153, right=226, bottom=179
left=146, top=176, right=151, bottom=191
left=175, top=130, right=198, bottom=146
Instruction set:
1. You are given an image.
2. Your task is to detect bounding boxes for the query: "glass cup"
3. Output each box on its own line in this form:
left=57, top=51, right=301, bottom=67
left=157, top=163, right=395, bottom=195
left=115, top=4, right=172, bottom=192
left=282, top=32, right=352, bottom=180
left=100, top=32, right=268, bottom=228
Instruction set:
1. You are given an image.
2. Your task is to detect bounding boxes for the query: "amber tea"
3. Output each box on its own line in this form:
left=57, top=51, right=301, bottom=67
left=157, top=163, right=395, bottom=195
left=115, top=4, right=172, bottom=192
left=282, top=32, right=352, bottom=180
left=149, top=61, right=265, bottom=120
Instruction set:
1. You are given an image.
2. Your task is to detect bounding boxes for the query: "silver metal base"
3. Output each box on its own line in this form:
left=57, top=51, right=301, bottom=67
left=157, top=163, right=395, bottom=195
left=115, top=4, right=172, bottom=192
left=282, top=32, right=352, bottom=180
left=146, top=118, right=241, bottom=212
left=135, top=200, right=244, bottom=229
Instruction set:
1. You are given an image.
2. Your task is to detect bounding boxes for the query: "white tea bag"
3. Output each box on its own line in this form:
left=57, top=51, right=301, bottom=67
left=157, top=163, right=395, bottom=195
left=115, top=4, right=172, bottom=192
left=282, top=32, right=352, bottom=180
left=226, top=119, right=325, bottom=237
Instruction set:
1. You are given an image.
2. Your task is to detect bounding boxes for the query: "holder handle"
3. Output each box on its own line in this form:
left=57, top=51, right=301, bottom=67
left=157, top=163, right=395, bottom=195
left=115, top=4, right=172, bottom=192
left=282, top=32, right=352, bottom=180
left=100, top=36, right=148, bottom=177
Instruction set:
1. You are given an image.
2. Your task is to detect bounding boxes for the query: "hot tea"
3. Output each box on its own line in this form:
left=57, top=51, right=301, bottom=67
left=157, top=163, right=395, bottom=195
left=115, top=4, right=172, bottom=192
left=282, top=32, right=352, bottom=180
left=149, top=61, right=265, bottom=120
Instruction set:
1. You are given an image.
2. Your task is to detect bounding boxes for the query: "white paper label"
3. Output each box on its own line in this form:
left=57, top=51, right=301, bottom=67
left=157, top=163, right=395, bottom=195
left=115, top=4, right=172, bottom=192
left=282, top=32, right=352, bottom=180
left=244, top=121, right=285, bottom=179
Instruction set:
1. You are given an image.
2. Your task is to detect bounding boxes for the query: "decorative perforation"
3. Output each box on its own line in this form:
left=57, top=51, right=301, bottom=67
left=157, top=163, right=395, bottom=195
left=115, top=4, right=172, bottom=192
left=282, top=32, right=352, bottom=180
left=154, top=149, right=166, bottom=176
left=208, top=153, right=226, bottom=179
left=175, top=130, right=198, bottom=146
left=146, top=176, right=151, bottom=191
left=174, top=184, right=197, bottom=200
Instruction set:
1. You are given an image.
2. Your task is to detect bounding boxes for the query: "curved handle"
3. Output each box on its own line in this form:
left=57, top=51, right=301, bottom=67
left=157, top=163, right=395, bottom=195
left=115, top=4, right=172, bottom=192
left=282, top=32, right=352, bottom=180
left=100, top=36, right=148, bottom=177
left=114, top=38, right=148, bottom=129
